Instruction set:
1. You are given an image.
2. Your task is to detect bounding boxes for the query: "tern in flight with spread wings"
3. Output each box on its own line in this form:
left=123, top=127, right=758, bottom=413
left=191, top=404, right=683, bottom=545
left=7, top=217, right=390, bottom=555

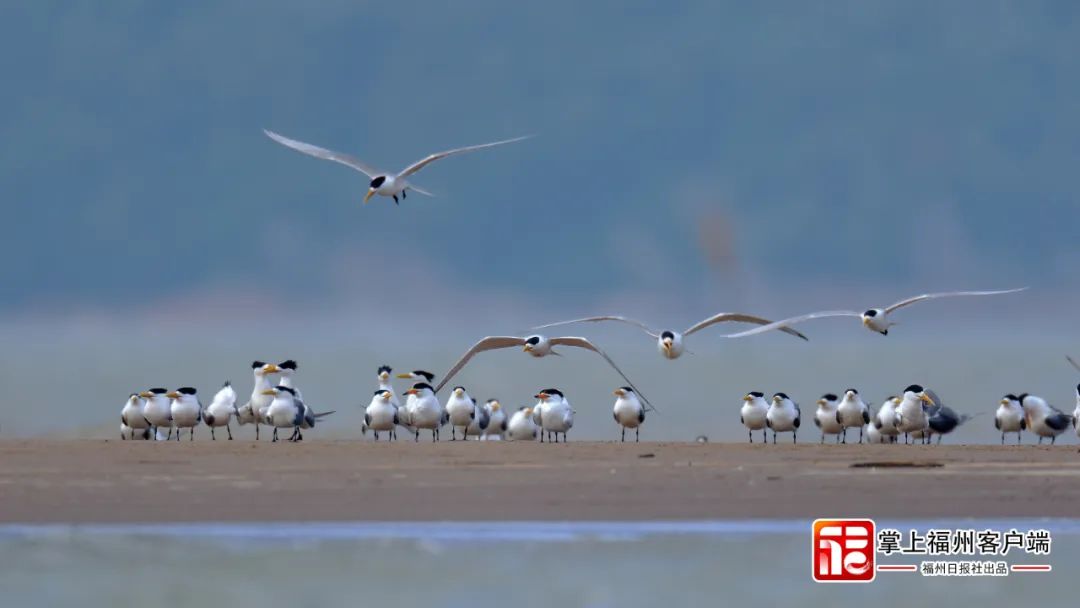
left=434, top=335, right=656, bottom=411
left=530, top=312, right=808, bottom=360
left=264, top=129, right=531, bottom=204
left=719, top=288, right=1027, bottom=338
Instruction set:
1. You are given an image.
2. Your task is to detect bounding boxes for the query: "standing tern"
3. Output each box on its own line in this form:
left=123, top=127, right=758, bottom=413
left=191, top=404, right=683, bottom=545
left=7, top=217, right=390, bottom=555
left=1019, top=394, right=1072, bottom=445
left=530, top=313, right=807, bottom=360
left=140, top=388, right=173, bottom=440
left=167, top=387, right=203, bottom=441
left=836, top=389, right=871, bottom=444
left=364, top=390, right=399, bottom=441
left=264, top=129, right=531, bottom=205
left=403, top=383, right=446, bottom=442
left=534, top=389, right=574, bottom=443
left=237, top=361, right=281, bottom=440
left=445, top=386, right=479, bottom=440
left=203, top=381, right=239, bottom=440
left=994, top=394, right=1026, bottom=445
left=507, top=406, right=539, bottom=441
left=766, top=393, right=801, bottom=444
left=813, top=394, right=844, bottom=444
left=481, top=400, right=507, bottom=440
left=465, top=397, right=491, bottom=439
left=894, top=385, right=935, bottom=444
left=874, top=396, right=901, bottom=443
left=376, top=366, right=407, bottom=440
left=719, top=288, right=1027, bottom=338
left=262, top=386, right=304, bottom=442
left=434, top=335, right=655, bottom=411
left=739, top=392, right=769, bottom=443
left=612, top=387, right=646, bottom=442
left=120, top=393, right=151, bottom=440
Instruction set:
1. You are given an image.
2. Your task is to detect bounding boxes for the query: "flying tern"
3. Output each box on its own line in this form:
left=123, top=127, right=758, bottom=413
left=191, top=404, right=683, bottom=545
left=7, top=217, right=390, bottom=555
left=264, top=129, right=531, bottom=205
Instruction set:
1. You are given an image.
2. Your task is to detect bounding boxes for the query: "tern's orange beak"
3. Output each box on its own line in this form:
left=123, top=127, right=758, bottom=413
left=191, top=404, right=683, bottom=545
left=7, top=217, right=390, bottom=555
left=166, top=391, right=180, bottom=399
left=363, top=189, right=375, bottom=204
left=404, top=388, right=418, bottom=395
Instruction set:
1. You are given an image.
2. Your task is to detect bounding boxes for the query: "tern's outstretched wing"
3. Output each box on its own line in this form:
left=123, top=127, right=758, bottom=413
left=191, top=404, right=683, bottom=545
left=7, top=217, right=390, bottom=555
left=549, top=336, right=658, bottom=412
left=717, top=311, right=861, bottom=339
left=683, top=312, right=809, bottom=341
left=884, top=288, right=1027, bottom=314
left=434, top=336, right=527, bottom=394
left=397, top=135, right=532, bottom=178
left=531, top=316, right=658, bottom=338
left=1066, top=355, right=1080, bottom=373
left=264, top=129, right=379, bottom=178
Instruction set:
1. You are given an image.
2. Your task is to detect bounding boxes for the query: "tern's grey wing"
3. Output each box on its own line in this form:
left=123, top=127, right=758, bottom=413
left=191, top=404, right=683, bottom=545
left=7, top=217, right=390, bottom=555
left=884, top=288, right=1027, bottom=314
left=434, top=336, right=527, bottom=394
left=397, top=135, right=532, bottom=177
left=264, top=129, right=379, bottom=178
left=549, top=337, right=658, bottom=412
left=683, top=312, right=809, bottom=341
left=1067, top=355, right=1080, bottom=373
left=717, top=311, right=861, bottom=339
left=530, top=316, right=657, bottom=338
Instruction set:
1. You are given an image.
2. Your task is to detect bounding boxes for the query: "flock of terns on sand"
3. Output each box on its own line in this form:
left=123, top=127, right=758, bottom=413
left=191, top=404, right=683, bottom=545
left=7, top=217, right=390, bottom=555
left=114, top=131, right=1077, bottom=446
left=117, top=285, right=1079, bottom=446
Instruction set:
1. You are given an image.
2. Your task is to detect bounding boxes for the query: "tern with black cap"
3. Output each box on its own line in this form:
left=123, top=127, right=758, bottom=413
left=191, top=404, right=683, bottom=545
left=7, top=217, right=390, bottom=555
left=264, top=129, right=531, bottom=205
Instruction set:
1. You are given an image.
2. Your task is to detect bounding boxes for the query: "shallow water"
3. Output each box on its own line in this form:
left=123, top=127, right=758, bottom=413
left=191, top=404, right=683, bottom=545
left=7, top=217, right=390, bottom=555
left=1, top=519, right=1074, bottom=607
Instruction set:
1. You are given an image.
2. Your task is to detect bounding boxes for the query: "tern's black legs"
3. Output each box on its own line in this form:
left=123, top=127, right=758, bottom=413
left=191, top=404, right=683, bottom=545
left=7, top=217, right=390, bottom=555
left=255, top=424, right=260, bottom=441
left=1017, top=432, right=1022, bottom=445
left=227, top=424, right=233, bottom=440
left=636, top=428, right=640, bottom=442
left=793, top=432, right=797, bottom=444
left=393, top=194, right=399, bottom=204
left=1001, top=432, right=1005, bottom=445
left=190, top=428, right=195, bottom=441
left=772, top=431, right=777, bottom=444
left=859, top=427, right=864, bottom=444
left=414, top=430, right=420, bottom=442
left=621, top=428, right=625, bottom=442
left=841, top=429, right=847, bottom=444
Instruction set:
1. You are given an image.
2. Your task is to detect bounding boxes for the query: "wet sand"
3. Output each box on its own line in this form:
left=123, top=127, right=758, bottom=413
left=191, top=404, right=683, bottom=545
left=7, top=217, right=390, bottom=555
left=1, top=440, right=1077, bottom=523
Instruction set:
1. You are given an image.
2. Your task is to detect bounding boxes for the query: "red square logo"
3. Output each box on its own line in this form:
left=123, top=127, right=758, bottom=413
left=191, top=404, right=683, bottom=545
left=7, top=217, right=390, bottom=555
left=812, top=519, right=876, bottom=583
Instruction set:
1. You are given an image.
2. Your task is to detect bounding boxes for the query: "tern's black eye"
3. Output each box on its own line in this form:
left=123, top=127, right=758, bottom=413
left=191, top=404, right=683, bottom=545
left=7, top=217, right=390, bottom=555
left=525, top=336, right=540, bottom=345
left=863, top=310, right=877, bottom=317
left=370, top=176, right=386, bottom=188
left=660, top=331, right=675, bottom=340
